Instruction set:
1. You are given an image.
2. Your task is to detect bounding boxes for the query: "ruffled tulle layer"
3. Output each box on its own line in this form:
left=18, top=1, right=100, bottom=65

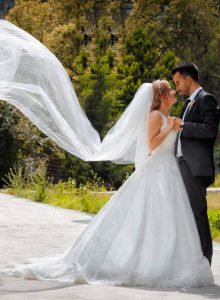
left=0, top=153, right=214, bottom=287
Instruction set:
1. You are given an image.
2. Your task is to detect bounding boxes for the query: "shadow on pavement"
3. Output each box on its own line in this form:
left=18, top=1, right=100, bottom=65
left=117, top=283, right=220, bottom=299
left=72, top=219, right=92, bottom=224
left=1, top=277, right=220, bottom=298
left=0, top=279, right=86, bottom=294
left=178, top=284, right=220, bottom=299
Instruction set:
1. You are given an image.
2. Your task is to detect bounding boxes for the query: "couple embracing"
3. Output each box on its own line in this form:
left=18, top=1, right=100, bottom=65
left=0, top=20, right=219, bottom=288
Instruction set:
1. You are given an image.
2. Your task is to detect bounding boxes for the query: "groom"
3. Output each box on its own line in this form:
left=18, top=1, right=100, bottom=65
left=172, top=62, right=220, bottom=265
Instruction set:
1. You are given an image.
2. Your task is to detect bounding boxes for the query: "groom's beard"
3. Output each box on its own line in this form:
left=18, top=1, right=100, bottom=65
left=177, top=87, right=190, bottom=98
left=178, top=91, right=189, bottom=98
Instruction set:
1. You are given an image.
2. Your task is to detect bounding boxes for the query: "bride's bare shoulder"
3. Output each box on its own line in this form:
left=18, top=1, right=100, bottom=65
left=149, top=110, right=163, bottom=121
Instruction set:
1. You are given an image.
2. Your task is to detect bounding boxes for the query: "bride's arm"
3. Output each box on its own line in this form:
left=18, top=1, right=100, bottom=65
left=148, top=111, right=174, bottom=151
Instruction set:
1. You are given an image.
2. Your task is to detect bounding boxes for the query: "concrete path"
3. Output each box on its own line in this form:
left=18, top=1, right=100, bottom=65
left=0, top=193, right=220, bottom=300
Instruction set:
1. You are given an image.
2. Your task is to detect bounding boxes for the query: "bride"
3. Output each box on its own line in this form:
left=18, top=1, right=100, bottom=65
left=0, top=21, right=214, bottom=287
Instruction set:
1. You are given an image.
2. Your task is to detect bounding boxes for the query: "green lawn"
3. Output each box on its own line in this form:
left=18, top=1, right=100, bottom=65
left=207, top=192, right=220, bottom=242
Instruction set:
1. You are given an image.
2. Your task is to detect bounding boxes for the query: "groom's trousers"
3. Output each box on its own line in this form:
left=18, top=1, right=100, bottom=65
left=177, top=157, right=213, bottom=265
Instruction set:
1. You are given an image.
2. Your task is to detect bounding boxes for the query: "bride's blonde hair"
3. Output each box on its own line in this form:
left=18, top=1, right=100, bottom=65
left=151, top=80, right=169, bottom=111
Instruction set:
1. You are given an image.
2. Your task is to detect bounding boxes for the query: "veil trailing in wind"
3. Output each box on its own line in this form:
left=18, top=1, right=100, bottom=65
left=0, top=20, right=153, bottom=169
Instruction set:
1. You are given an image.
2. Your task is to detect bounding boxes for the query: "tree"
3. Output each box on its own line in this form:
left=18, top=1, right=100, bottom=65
left=4, top=0, right=220, bottom=185
left=117, top=28, right=177, bottom=106
left=0, top=102, right=20, bottom=185
left=125, top=0, right=220, bottom=97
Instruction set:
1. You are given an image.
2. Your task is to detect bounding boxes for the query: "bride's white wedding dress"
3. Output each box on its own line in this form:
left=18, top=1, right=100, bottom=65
left=0, top=20, right=214, bottom=288
left=1, top=112, right=214, bottom=288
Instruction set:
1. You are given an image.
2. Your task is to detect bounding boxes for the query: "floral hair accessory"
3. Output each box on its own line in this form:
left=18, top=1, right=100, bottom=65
left=156, top=79, right=161, bottom=94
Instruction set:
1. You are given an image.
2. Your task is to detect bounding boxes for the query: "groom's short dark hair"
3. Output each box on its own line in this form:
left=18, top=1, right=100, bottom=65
left=172, top=62, right=199, bottom=82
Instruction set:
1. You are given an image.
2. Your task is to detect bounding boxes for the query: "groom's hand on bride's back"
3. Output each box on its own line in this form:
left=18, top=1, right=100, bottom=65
left=173, top=117, right=183, bottom=131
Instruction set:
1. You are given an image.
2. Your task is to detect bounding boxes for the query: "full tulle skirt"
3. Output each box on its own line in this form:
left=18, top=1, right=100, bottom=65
left=0, top=152, right=214, bottom=287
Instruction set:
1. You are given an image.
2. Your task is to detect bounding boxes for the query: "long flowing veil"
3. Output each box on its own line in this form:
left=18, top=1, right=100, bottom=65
left=0, top=20, right=153, bottom=169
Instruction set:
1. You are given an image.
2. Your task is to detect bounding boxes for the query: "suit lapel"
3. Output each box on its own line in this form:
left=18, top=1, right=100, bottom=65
left=184, top=89, right=204, bottom=120
left=180, top=99, right=191, bottom=118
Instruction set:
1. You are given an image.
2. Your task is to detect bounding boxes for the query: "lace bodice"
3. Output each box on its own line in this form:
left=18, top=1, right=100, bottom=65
left=151, top=111, right=177, bottom=159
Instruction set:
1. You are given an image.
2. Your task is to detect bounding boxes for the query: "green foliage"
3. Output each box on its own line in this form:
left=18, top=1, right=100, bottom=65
left=76, top=174, right=110, bottom=213
left=118, top=28, right=177, bottom=106
left=0, top=102, right=21, bottom=185
left=3, top=161, right=50, bottom=201
left=126, top=0, right=220, bottom=97
left=30, top=163, right=48, bottom=202
left=3, top=165, right=24, bottom=195
left=3, top=164, right=111, bottom=214
left=208, top=210, right=220, bottom=240
left=44, top=23, right=84, bottom=79
left=3, top=0, right=220, bottom=188
left=78, top=58, right=123, bottom=136
left=62, top=153, right=134, bottom=189
left=209, top=211, right=220, bottom=231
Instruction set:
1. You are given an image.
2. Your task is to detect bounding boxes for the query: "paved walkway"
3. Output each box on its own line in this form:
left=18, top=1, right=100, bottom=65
left=0, top=193, right=220, bottom=300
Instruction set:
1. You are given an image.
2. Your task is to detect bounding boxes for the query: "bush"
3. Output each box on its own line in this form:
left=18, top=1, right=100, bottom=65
left=3, top=165, right=25, bottom=196
left=2, top=164, right=111, bottom=214
left=208, top=210, right=220, bottom=240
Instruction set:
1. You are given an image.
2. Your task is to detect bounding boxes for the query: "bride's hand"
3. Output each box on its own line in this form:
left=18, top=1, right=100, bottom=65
left=167, top=116, right=176, bottom=129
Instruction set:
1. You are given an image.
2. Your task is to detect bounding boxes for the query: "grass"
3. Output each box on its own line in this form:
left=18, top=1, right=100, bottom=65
left=1, top=164, right=220, bottom=241
left=1, top=185, right=111, bottom=214
left=207, top=192, right=220, bottom=242
left=1, top=165, right=111, bottom=214
left=208, top=173, right=220, bottom=241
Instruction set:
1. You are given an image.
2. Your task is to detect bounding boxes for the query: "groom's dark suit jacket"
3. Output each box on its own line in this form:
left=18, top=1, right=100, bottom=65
left=179, top=89, right=220, bottom=186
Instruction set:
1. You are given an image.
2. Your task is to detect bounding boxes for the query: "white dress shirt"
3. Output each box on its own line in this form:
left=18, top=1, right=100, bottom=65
left=176, top=86, right=203, bottom=157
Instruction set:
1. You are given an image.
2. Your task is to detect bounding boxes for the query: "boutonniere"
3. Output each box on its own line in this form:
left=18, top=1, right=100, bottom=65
left=189, top=99, right=195, bottom=111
